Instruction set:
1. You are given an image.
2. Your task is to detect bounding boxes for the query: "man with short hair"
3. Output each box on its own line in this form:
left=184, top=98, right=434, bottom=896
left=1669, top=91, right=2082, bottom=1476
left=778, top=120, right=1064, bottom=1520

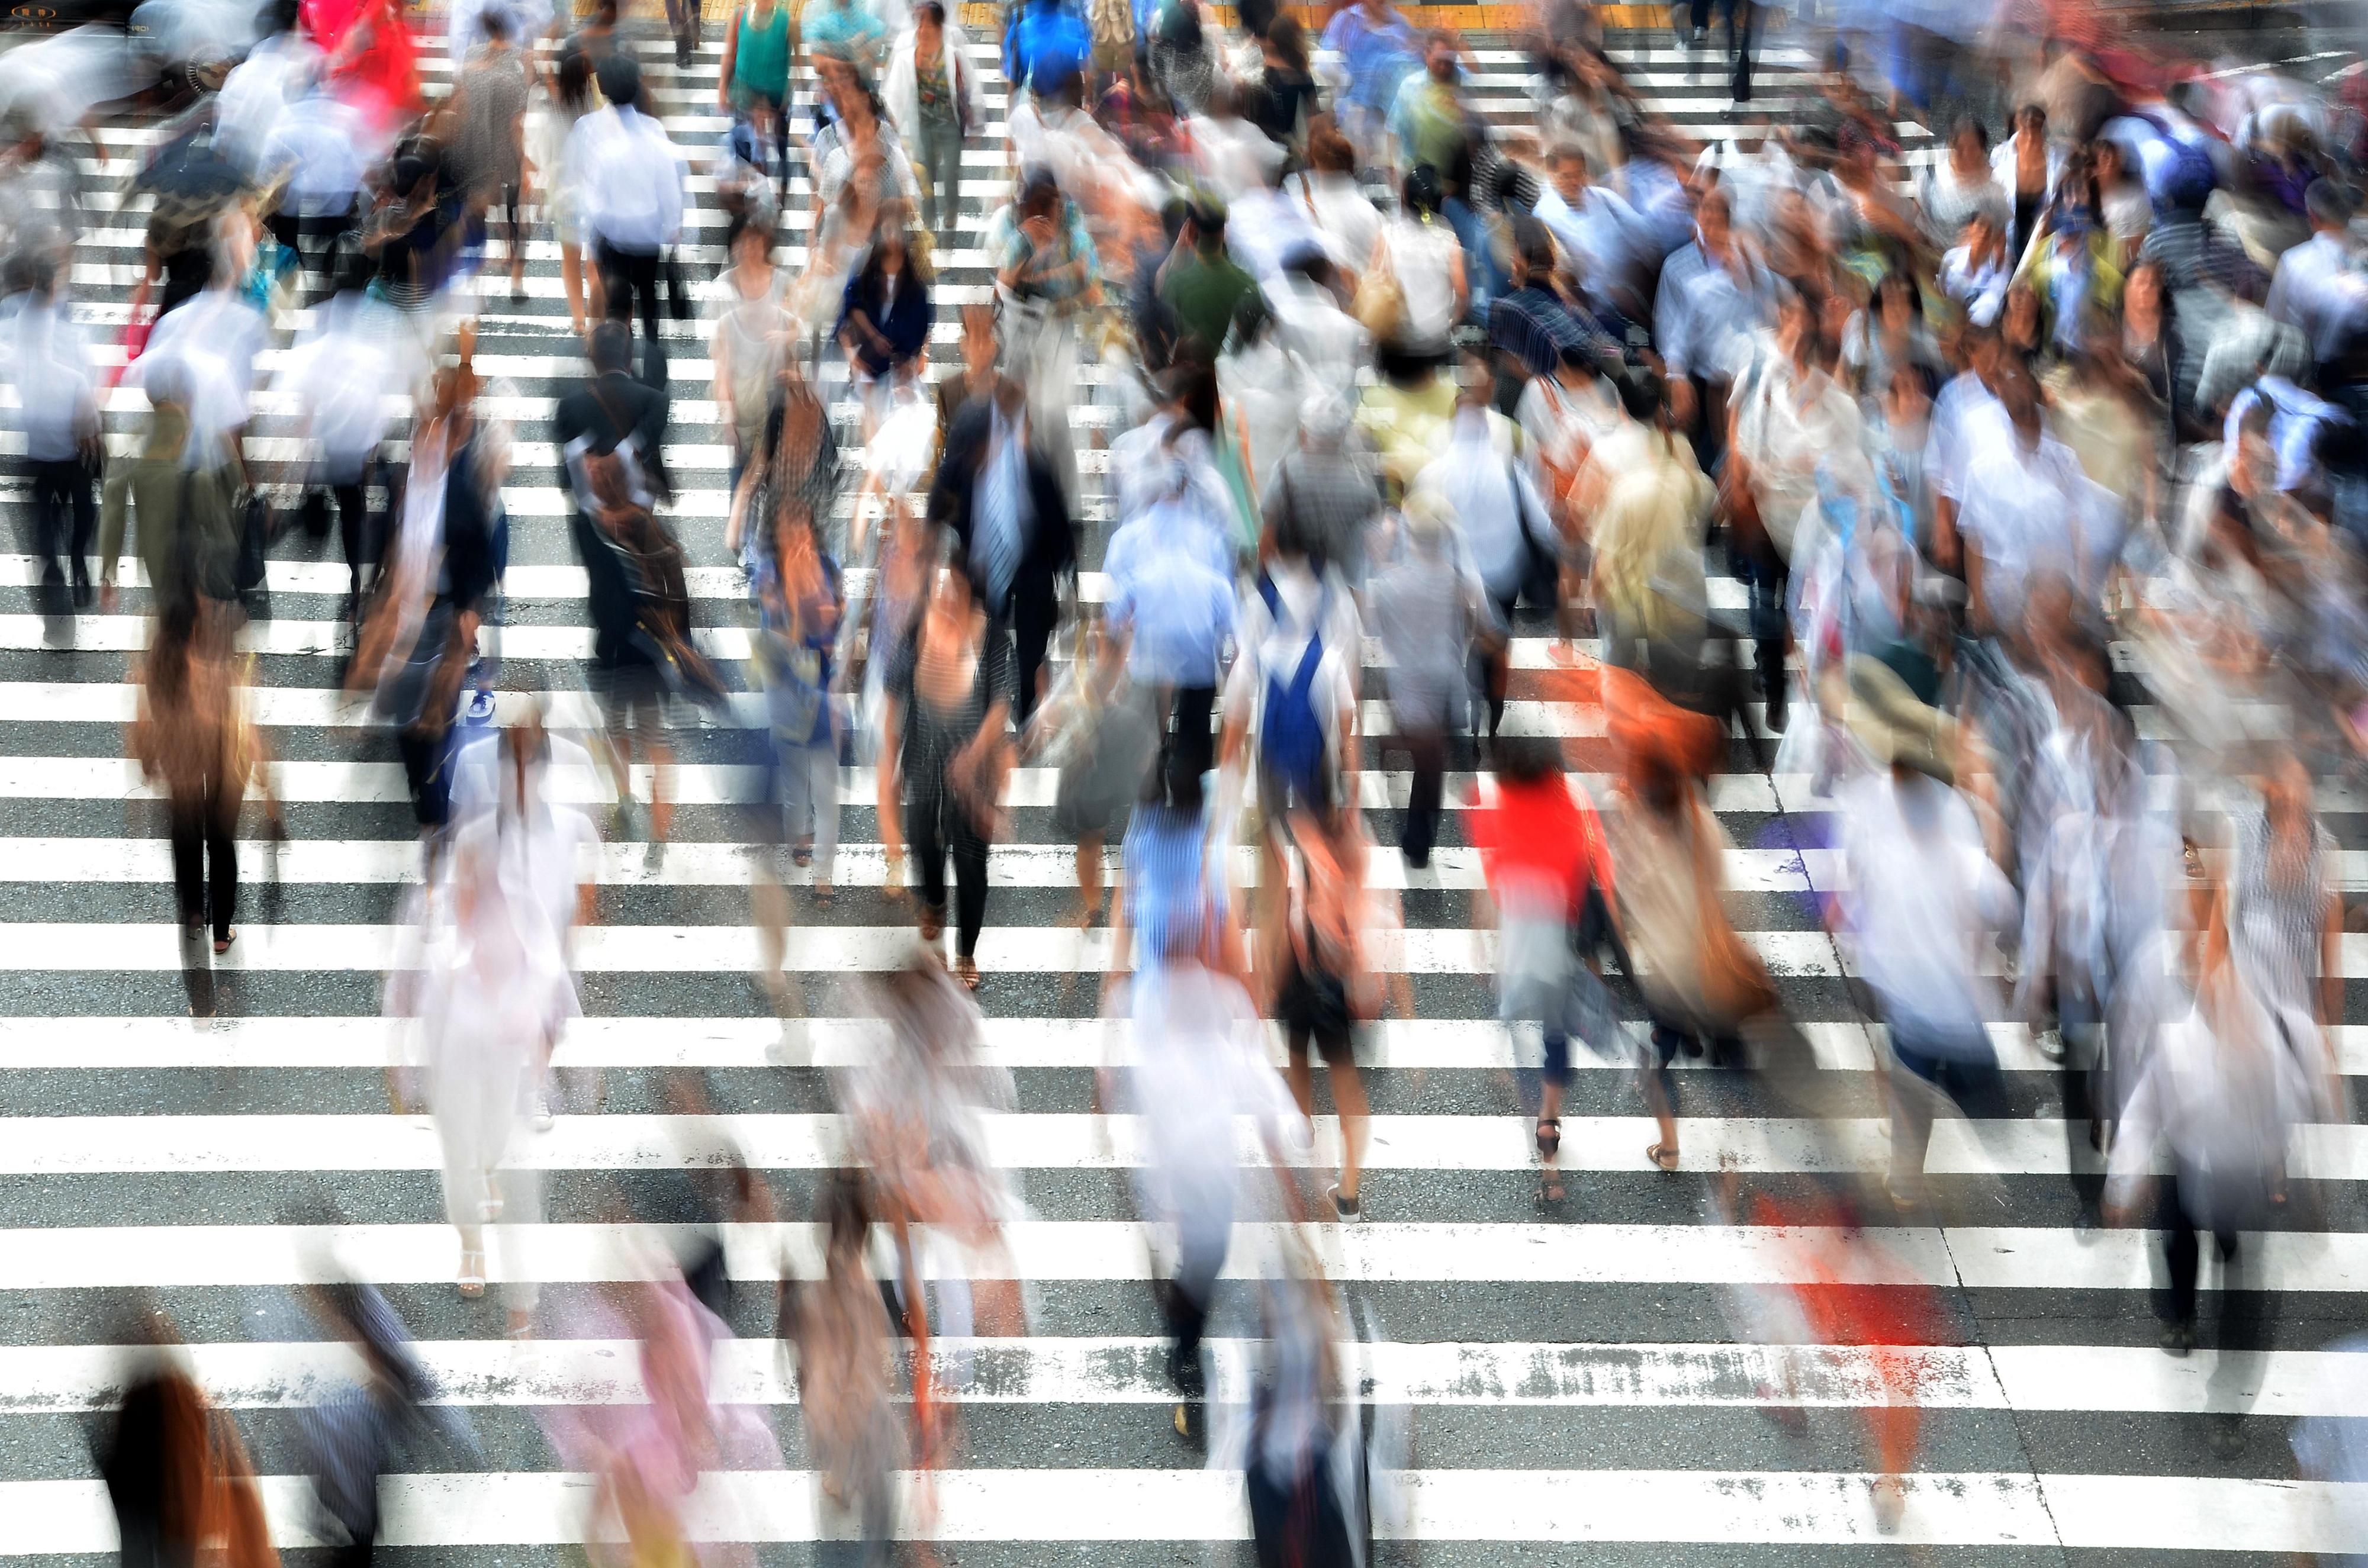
left=1157, top=204, right=1266, bottom=353
left=565, top=54, right=687, bottom=383
left=2266, top=179, right=2368, bottom=369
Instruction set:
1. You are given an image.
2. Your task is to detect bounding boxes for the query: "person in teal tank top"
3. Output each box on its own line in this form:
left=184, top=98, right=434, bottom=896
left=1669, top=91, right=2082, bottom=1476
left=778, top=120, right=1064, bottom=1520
left=718, top=0, right=794, bottom=192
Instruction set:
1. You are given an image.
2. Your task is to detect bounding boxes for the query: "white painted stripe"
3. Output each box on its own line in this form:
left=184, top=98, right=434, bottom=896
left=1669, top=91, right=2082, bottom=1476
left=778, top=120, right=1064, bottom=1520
left=0, top=1470, right=2353, bottom=1551
left=0, top=1219, right=2351, bottom=1293
left=0, top=1016, right=2225, bottom=1077
left=0, top=682, right=1608, bottom=742
left=0, top=920, right=1846, bottom=976
left=0, top=836, right=1826, bottom=894
left=0, top=1110, right=2292, bottom=1179
left=3, top=1337, right=2357, bottom=1418
left=0, top=755, right=1793, bottom=816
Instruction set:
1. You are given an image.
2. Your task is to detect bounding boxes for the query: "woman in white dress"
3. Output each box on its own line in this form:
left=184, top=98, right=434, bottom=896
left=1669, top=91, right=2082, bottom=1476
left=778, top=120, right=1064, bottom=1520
left=424, top=722, right=597, bottom=1328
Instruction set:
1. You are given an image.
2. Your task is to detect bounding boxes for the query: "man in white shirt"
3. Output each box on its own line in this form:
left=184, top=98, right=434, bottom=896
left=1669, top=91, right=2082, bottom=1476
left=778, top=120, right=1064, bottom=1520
left=213, top=1, right=318, bottom=178
left=565, top=54, right=686, bottom=377
left=1531, top=139, right=1650, bottom=320
left=2265, top=180, right=2367, bottom=365
left=3, top=255, right=97, bottom=617
left=1832, top=655, right=2017, bottom=1209
left=1652, top=184, right=1772, bottom=457
left=1954, top=365, right=2095, bottom=635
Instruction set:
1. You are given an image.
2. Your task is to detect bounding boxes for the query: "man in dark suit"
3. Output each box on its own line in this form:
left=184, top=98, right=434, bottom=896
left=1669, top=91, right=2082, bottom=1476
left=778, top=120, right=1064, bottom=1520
left=929, top=371, right=1076, bottom=725
left=554, top=321, right=673, bottom=513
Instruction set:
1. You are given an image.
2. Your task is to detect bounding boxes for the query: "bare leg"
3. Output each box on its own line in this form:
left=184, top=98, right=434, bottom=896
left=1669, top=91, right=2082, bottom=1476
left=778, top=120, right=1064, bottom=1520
left=647, top=738, right=675, bottom=842
left=1333, top=1061, right=1369, bottom=1205
left=1074, top=830, right=1103, bottom=925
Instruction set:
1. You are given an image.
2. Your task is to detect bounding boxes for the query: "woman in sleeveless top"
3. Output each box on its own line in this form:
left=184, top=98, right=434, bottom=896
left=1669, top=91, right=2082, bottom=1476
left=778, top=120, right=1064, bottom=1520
left=878, top=562, right=1013, bottom=989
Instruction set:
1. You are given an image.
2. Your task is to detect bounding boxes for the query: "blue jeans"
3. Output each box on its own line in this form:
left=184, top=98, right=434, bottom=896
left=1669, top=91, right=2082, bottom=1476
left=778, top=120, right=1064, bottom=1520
left=1886, top=1018, right=2005, bottom=1187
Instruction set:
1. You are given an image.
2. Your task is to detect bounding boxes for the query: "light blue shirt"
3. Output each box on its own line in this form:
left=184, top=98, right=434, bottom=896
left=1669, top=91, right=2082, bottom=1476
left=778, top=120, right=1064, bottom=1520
left=1533, top=181, right=1649, bottom=307
left=1105, top=501, right=1238, bottom=687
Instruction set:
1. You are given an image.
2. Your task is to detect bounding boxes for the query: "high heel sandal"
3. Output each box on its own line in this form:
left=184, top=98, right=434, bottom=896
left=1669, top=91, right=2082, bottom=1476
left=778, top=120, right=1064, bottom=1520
left=1646, top=1142, right=1680, bottom=1172
left=458, top=1247, right=486, bottom=1299
left=953, top=955, right=982, bottom=991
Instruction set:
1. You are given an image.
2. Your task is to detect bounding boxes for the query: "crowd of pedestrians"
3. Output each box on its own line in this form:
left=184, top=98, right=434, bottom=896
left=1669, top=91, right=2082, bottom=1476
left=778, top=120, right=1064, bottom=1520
left=21, top=0, right=2368, bottom=1553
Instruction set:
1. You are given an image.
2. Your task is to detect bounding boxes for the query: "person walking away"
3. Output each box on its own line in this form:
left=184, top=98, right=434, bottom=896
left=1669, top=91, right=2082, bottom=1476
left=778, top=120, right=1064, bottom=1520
left=878, top=563, right=1014, bottom=989
left=717, top=0, right=793, bottom=192
left=836, top=223, right=934, bottom=436
left=128, top=597, right=275, bottom=1012
left=1119, top=913, right=1304, bottom=1432
left=283, top=252, right=416, bottom=619
left=1267, top=806, right=1408, bottom=1220
left=883, top=0, right=976, bottom=246
left=1102, top=481, right=1236, bottom=790
left=932, top=369, right=1078, bottom=726
left=1263, top=391, right=1382, bottom=588
left=1830, top=655, right=2018, bottom=1211
left=1472, top=733, right=1618, bottom=1205
left=102, top=1360, right=278, bottom=1568
left=536, top=47, right=597, bottom=337
left=1218, top=524, right=1362, bottom=932
left=298, top=1280, right=476, bottom=1566
left=1369, top=492, right=1484, bottom=868
left=450, top=7, right=531, bottom=302
left=97, top=359, right=242, bottom=613
left=558, top=323, right=698, bottom=848
left=567, top=54, right=687, bottom=385
left=1598, top=665, right=1767, bottom=1170
left=7, top=253, right=99, bottom=629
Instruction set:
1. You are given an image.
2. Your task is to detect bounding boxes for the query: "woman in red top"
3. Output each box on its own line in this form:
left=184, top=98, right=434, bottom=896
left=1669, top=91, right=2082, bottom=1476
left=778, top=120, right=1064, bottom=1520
left=1469, top=735, right=1617, bottom=1205
left=304, top=0, right=423, bottom=136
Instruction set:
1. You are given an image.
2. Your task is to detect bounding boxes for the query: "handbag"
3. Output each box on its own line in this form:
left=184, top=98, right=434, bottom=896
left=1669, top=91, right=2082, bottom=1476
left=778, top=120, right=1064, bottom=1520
left=1351, top=234, right=1404, bottom=342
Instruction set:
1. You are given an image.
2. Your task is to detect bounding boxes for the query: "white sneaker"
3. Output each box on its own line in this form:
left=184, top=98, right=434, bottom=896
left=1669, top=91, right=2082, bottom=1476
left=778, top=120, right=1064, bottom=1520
left=530, top=1089, right=554, bottom=1131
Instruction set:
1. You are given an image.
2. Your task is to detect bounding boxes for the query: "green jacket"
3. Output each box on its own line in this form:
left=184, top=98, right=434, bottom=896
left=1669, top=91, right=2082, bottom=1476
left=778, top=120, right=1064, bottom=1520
left=99, top=406, right=237, bottom=603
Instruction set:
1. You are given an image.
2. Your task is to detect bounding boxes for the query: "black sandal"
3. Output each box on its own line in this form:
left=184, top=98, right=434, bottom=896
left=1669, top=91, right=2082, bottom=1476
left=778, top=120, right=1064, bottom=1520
left=1535, top=1118, right=1561, bottom=1158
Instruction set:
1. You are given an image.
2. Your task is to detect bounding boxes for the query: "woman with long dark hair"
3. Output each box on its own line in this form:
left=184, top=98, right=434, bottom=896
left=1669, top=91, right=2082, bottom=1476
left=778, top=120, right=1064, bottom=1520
left=128, top=597, right=271, bottom=968
left=836, top=224, right=934, bottom=433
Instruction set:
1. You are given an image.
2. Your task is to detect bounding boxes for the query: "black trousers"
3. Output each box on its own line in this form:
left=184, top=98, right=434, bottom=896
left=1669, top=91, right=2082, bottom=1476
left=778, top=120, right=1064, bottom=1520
left=28, top=455, right=94, bottom=613
left=1009, top=593, right=1060, bottom=729
left=265, top=207, right=356, bottom=297
left=1153, top=681, right=1218, bottom=788
left=333, top=481, right=375, bottom=603
left=596, top=240, right=664, bottom=341
left=1687, top=0, right=1756, bottom=101
left=1398, top=725, right=1446, bottom=867
left=169, top=781, right=239, bottom=944
left=912, top=790, right=990, bottom=958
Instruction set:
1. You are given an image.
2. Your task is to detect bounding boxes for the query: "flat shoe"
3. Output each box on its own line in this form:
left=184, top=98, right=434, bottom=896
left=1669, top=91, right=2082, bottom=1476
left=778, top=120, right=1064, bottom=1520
left=1646, top=1142, right=1680, bottom=1172
left=212, top=929, right=237, bottom=956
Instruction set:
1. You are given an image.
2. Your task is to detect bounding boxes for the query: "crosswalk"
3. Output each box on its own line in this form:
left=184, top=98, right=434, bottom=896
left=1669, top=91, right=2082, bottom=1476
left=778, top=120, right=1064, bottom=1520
left=0, top=12, right=2361, bottom=1564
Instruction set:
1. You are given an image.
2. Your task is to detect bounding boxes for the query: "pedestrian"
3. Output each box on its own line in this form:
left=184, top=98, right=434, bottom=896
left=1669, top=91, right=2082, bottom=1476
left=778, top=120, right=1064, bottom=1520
left=987, top=166, right=1101, bottom=502
left=836, top=221, right=934, bottom=433
left=569, top=53, right=688, bottom=381
left=1030, top=617, right=1159, bottom=932
left=751, top=495, right=846, bottom=919
left=558, top=323, right=709, bottom=848
left=1830, top=655, right=2018, bottom=1210
left=1599, top=664, right=1765, bottom=1170
left=1368, top=491, right=1484, bottom=867
left=781, top=1174, right=900, bottom=1566
left=449, top=5, right=531, bottom=301
left=716, top=0, right=793, bottom=189
left=537, top=45, right=598, bottom=337
left=878, top=561, right=1014, bottom=989
left=6, top=252, right=99, bottom=626
left=932, top=369, right=1079, bottom=726
left=882, top=0, right=978, bottom=246
left=282, top=252, right=417, bottom=617
left=127, top=597, right=274, bottom=971
left=102, top=1356, right=278, bottom=1568
left=709, top=210, right=793, bottom=506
